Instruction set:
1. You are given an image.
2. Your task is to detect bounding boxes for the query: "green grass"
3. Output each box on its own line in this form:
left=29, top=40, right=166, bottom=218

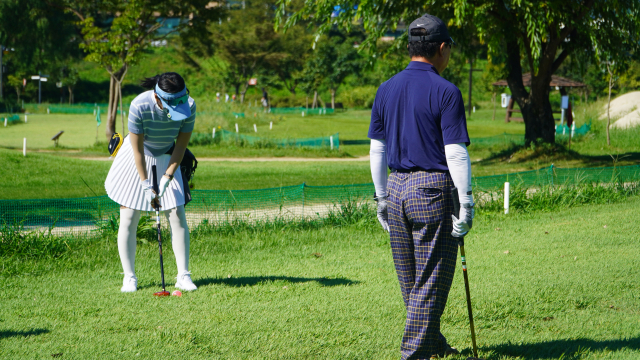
left=1, top=197, right=639, bottom=359
left=0, top=149, right=373, bottom=199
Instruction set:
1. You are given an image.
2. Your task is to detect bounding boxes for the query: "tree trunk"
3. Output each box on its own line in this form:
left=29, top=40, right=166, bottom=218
left=504, top=39, right=555, bottom=145
left=106, top=65, right=127, bottom=140
left=312, top=91, right=318, bottom=108
left=330, top=88, right=335, bottom=109
left=306, top=96, right=308, bottom=109
left=607, top=65, right=613, bottom=146
left=68, top=86, right=74, bottom=105
left=240, top=82, right=249, bottom=103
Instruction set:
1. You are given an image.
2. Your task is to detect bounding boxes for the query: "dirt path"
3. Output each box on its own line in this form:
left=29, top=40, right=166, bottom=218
left=79, top=155, right=370, bottom=162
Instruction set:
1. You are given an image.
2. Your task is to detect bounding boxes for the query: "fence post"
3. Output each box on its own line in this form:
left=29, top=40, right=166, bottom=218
left=504, top=182, right=510, bottom=214
left=23, top=138, right=26, bottom=157
left=212, top=128, right=215, bottom=138
left=270, top=121, right=273, bottom=130
left=4, top=118, right=6, bottom=127
left=235, top=123, right=239, bottom=133
left=253, top=124, right=257, bottom=133
left=302, top=182, right=306, bottom=217
left=330, top=135, right=334, bottom=150
left=24, top=114, right=27, bottom=123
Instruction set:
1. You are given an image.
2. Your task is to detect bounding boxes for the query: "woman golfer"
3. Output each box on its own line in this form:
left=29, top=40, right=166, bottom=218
left=105, top=72, right=197, bottom=293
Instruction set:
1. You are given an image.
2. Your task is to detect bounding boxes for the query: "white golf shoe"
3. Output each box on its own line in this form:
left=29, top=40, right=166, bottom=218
left=121, top=274, right=137, bottom=292
left=175, top=271, right=197, bottom=291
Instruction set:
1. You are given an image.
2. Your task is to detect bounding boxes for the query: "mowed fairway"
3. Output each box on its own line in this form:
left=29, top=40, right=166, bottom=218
left=0, top=113, right=127, bottom=149
left=1, top=199, right=639, bottom=359
left=0, top=149, right=372, bottom=199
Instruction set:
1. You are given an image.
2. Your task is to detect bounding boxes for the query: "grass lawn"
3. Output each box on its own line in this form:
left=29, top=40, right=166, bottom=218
left=1, top=198, right=639, bottom=359
left=0, top=149, right=374, bottom=199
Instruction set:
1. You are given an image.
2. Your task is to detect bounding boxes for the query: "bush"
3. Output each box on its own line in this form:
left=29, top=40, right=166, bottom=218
left=338, top=86, right=377, bottom=108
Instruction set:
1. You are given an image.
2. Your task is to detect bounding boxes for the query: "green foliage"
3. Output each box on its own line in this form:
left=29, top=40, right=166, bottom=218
left=0, top=221, right=73, bottom=259
left=479, top=181, right=640, bottom=214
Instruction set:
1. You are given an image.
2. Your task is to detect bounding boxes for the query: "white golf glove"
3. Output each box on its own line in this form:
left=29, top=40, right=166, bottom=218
left=140, top=179, right=157, bottom=206
left=452, top=203, right=474, bottom=238
left=158, top=175, right=172, bottom=198
left=375, top=196, right=390, bottom=232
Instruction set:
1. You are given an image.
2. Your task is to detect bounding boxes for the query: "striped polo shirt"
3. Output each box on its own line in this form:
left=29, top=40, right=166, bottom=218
left=128, top=90, right=196, bottom=156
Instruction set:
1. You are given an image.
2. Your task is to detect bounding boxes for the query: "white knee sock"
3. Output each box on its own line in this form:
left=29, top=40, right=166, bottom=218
left=118, top=207, right=141, bottom=276
left=164, top=205, right=190, bottom=274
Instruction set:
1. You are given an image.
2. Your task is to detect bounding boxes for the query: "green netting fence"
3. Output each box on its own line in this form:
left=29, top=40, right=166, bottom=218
left=2, top=164, right=639, bottom=235
left=211, top=129, right=340, bottom=149
left=269, top=107, right=334, bottom=115
left=2, top=114, right=21, bottom=126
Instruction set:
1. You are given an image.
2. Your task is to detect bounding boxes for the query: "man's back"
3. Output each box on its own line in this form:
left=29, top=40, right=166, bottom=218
left=369, top=61, right=468, bottom=172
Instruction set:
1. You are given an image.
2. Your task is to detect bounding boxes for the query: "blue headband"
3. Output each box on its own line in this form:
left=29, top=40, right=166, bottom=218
left=155, top=84, right=187, bottom=99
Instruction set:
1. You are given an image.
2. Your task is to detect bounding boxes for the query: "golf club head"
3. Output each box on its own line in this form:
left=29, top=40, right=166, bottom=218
left=153, top=291, right=170, bottom=297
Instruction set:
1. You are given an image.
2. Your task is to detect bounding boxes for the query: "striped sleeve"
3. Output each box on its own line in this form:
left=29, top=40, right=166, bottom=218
left=128, top=101, right=144, bottom=134
left=180, top=100, right=196, bottom=133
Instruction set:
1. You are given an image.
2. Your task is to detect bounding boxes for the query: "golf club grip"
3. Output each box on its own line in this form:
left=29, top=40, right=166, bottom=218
left=452, top=187, right=460, bottom=218
left=152, top=165, right=159, bottom=195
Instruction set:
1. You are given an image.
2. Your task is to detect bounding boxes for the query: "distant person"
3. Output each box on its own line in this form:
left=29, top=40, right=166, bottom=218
left=261, top=87, right=269, bottom=110
left=368, top=14, right=474, bottom=359
left=232, top=93, right=236, bottom=102
left=104, top=72, right=198, bottom=293
left=225, top=93, right=229, bottom=103
left=216, top=92, right=220, bottom=102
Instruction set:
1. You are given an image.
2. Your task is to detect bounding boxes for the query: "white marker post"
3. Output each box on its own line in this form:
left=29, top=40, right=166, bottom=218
left=504, top=182, right=510, bottom=214
left=212, top=128, right=216, bottom=138
left=253, top=124, right=257, bottom=133
left=4, top=118, right=6, bottom=127
left=302, top=111, right=305, bottom=117
left=571, top=123, right=576, bottom=138
left=47, top=108, right=50, bottom=114
left=473, top=106, right=476, bottom=113
left=23, top=138, right=26, bottom=156
left=329, top=135, right=334, bottom=150
left=270, top=121, right=273, bottom=130
left=235, top=123, right=239, bottom=133
left=24, top=114, right=27, bottom=123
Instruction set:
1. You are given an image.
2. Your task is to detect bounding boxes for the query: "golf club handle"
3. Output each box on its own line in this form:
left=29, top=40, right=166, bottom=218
left=152, top=165, right=159, bottom=194
left=452, top=187, right=465, bottom=244
left=452, top=187, right=461, bottom=218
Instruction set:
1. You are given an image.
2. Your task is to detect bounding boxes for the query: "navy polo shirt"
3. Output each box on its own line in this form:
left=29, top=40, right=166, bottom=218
left=368, top=61, right=469, bottom=172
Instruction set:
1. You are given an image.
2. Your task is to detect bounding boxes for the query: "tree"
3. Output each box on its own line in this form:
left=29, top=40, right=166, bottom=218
left=0, top=0, right=80, bottom=103
left=64, top=0, right=222, bottom=139
left=277, top=0, right=640, bottom=145
left=322, top=36, right=362, bottom=109
left=210, top=0, right=289, bottom=103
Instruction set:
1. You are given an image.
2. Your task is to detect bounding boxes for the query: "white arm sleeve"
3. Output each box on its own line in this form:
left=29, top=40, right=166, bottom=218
left=445, top=143, right=474, bottom=205
left=370, top=139, right=388, bottom=198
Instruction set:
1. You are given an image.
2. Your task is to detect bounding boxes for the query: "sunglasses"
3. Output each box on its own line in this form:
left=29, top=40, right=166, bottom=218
left=156, top=88, right=190, bottom=106
left=442, top=37, right=456, bottom=48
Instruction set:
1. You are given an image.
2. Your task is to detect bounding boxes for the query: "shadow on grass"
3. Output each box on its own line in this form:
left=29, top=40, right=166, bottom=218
left=484, top=337, right=640, bottom=359
left=478, top=141, right=640, bottom=167
left=0, top=328, right=49, bottom=340
left=195, top=276, right=360, bottom=288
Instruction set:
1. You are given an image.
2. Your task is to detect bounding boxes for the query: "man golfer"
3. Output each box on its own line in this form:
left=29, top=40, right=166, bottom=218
left=369, top=14, right=474, bottom=359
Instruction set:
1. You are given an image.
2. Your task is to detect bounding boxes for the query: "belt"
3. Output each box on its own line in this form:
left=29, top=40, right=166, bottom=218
left=391, top=168, right=450, bottom=175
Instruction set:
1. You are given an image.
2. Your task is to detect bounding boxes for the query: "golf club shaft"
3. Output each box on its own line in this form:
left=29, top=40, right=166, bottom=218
left=452, top=188, right=479, bottom=359
left=152, top=165, right=166, bottom=292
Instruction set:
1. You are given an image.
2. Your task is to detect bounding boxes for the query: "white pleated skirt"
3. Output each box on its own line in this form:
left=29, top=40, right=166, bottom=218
left=105, top=135, right=185, bottom=211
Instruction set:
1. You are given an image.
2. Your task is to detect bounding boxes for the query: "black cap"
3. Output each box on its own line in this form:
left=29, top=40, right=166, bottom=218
left=408, top=14, right=455, bottom=44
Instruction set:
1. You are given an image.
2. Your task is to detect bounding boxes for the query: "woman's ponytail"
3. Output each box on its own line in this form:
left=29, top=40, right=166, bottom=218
left=139, top=73, right=185, bottom=93
left=140, top=75, right=161, bottom=90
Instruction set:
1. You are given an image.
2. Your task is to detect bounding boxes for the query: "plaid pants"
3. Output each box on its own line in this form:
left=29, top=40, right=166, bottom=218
left=387, top=171, right=458, bottom=359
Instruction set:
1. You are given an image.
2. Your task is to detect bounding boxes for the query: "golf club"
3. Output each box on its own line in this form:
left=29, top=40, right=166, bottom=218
left=152, top=165, right=170, bottom=297
left=452, top=188, right=483, bottom=360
